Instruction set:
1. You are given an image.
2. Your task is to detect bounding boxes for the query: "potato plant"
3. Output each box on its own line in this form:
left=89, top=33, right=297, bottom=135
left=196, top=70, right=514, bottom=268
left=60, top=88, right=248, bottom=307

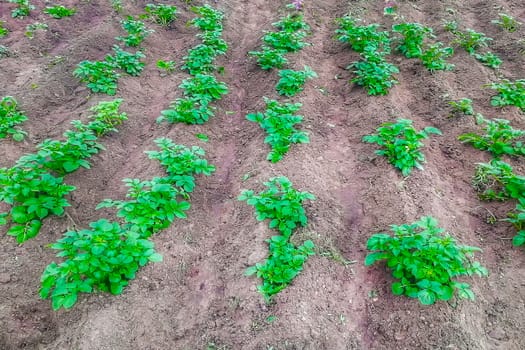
left=190, top=4, right=224, bottom=32
left=0, top=96, right=28, bottom=141
left=105, top=45, right=145, bottom=76
left=419, top=43, right=454, bottom=72
left=249, top=47, right=288, bottom=70
left=74, top=60, right=120, bottom=95
left=116, top=17, right=154, bottom=47
left=365, top=216, right=488, bottom=305
left=43, top=5, right=76, bottom=19
left=9, top=0, right=34, bottom=18
left=144, top=3, right=177, bottom=27
left=349, top=48, right=399, bottom=96
left=335, top=15, right=391, bottom=54
left=472, top=160, right=525, bottom=201
left=0, top=21, right=9, bottom=37
left=449, top=98, right=474, bottom=116
left=276, top=66, right=317, bottom=97
left=246, top=97, right=309, bottom=163
left=157, top=97, right=214, bottom=125
left=492, top=13, right=522, bottom=32
left=488, top=79, right=525, bottom=112
left=474, top=52, right=502, bottom=69
left=182, top=44, right=219, bottom=75
left=179, top=74, right=228, bottom=104
left=392, top=22, right=434, bottom=58
left=363, top=118, right=442, bottom=176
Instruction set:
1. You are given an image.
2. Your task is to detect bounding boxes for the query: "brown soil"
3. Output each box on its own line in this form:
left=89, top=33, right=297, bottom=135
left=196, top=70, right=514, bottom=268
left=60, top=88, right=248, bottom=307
left=1, top=0, right=524, bottom=349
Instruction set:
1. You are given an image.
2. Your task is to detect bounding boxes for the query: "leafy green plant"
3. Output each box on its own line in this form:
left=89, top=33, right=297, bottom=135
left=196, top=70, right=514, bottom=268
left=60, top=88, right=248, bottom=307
left=458, top=117, right=525, bottom=158
left=263, top=30, right=308, bottom=53
left=179, top=74, right=228, bottom=104
left=116, top=17, right=154, bottom=47
left=249, top=47, right=288, bottom=70
left=156, top=59, right=176, bottom=74
left=74, top=60, right=120, bottom=95
left=110, top=0, right=123, bottom=13
left=472, top=160, right=525, bottom=201
left=474, top=52, right=502, bottom=69
left=449, top=98, right=474, bottom=116
left=452, top=29, right=492, bottom=54
left=487, top=79, right=525, bottom=112
left=197, top=31, right=228, bottom=55
left=246, top=97, right=309, bottom=163
left=245, top=235, right=314, bottom=301
left=182, top=44, right=218, bottom=75
left=96, top=177, right=190, bottom=237
left=0, top=21, right=9, bottom=38
left=272, top=13, right=310, bottom=33
left=145, top=138, right=215, bottom=193
left=43, top=5, right=76, bottom=19
left=419, top=43, right=454, bottom=72
left=492, top=13, right=521, bottom=32
left=365, top=216, right=488, bottom=305
left=276, top=66, right=317, bottom=97
left=0, top=96, right=28, bottom=141
left=335, top=15, right=391, bottom=53
left=9, top=0, right=35, bottom=18
left=349, top=48, right=399, bottom=96
left=443, top=20, right=459, bottom=33
left=363, top=118, right=442, bottom=176
left=190, top=5, right=224, bottom=33
left=40, top=219, right=163, bottom=310
left=144, top=3, right=177, bottom=27
left=157, top=97, right=214, bottom=125
left=25, top=22, right=48, bottom=39
left=105, top=45, right=145, bottom=76
left=506, top=198, right=525, bottom=246
left=392, top=22, right=434, bottom=58
left=238, top=176, right=315, bottom=237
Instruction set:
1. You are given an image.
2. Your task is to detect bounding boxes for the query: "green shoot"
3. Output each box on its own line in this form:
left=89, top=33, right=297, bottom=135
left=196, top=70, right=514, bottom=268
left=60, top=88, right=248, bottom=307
left=43, top=5, right=76, bottom=19
left=0, top=96, right=28, bottom=141
left=276, top=66, right=317, bottom=97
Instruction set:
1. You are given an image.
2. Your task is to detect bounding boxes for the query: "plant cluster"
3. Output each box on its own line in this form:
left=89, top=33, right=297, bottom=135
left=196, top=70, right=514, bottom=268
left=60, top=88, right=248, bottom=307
left=458, top=116, right=525, bottom=158
left=419, top=42, right=455, bottom=72
left=116, top=17, right=154, bottom=47
left=392, top=22, right=434, bottom=59
left=9, top=0, right=35, bottom=18
left=44, top=5, right=76, bottom=19
left=40, top=138, right=214, bottom=309
left=156, top=59, right=176, bottom=74
left=158, top=5, right=228, bottom=125
left=488, top=79, right=525, bottom=112
left=249, top=13, right=310, bottom=70
left=336, top=15, right=400, bottom=95
left=363, top=118, right=442, bottom=176
left=450, top=27, right=501, bottom=69
left=449, top=98, right=474, bottom=116
left=491, top=13, right=521, bottom=33
left=365, top=216, right=488, bottom=305
left=276, top=66, right=317, bottom=97
left=25, top=22, right=48, bottom=39
left=239, top=176, right=315, bottom=300
left=246, top=97, right=309, bottom=163
left=144, top=3, right=177, bottom=27
left=0, top=96, right=28, bottom=141
left=0, top=100, right=127, bottom=243
left=0, top=21, right=9, bottom=38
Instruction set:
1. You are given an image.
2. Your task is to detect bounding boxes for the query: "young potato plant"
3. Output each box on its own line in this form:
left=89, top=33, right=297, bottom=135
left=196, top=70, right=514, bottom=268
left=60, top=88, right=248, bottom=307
left=245, top=235, right=314, bottom=301
left=116, top=17, right=154, bottom=47
left=458, top=117, right=525, bottom=158
left=363, top=118, right=442, bottom=176
left=105, top=45, right=145, bottom=76
left=276, top=66, right=317, bottom=97
left=488, top=79, right=525, bottom=112
left=335, top=15, right=391, bottom=53
left=246, top=97, right=309, bottom=163
left=25, top=23, right=48, bottom=39
left=452, top=28, right=493, bottom=55
left=238, top=176, right=315, bottom=238
left=449, top=98, right=474, bottom=116
left=492, top=13, right=522, bottom=32
left=182, top=44, right=218, bottom=75
left=40, top=219, right=163, bottom=310
left=506, top=198, right=525, bottom=246
left=0, top=100, right=126, bottom=243
left=190, top=4, right=224, bottom=33
left=263, top=30, right=309, bottom=53
left=249, top=47, right=288, bottom=70
left=349, top=48, right=399, bottom=96
left=144, top=3, right=177, bottom=27
left=197, top=31, right=228, bottom=55
left=43, top=5, right=76, bottom=19
left=472, top=160, right=525, bottom=201
left=392, top=22, right=434, bottom=58
left=474, top=52, right=502, bottom=69
left=0, top=21, right=9, bottom=38
left=179, top=74, right=228, bottom=104
left=146, top=137, right=215, bottom=193
left=96, top=177, right=190, bottom=237
left=365, top=216, right=488, bottom=305
left=9, top=0, right=34, bottom=18
left=272, top=13, right=310, bottom=33
left=157, top=97, right=214, bottom=125
left=419, top=43, right=454, bottom=72
left=156, top=59, right=176, bottom=74
left=0, top=96, right=28, bottom=141
left=74, top=60, right=120, bottom=95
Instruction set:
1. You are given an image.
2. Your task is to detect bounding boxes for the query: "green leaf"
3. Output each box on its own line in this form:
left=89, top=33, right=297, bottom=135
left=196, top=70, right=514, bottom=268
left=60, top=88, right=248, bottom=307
left=392, top=282, right=404, bottom=295
left=364, top=252, right=387, bottom=266
left=148, top=253, right=163, bottom=262
left=417, top=289, right=436, bottom=305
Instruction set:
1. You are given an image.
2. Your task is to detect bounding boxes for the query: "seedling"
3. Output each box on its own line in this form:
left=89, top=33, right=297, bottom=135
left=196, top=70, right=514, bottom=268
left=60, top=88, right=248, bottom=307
left=249, top=47, right=288, bottom=70
left=392, top=22, right=434, bottom=58
left=245, top=236, right=314, bottom=301
left=144, top=3, right=177, bottom=27
left=419, top=43, right=454, bottom=72
left=472, top=160, right=525, bottom=201
left=449, top=98, right=474, bottom=116
left=157, top=97, right=214, bottom=125
left=276, top=66, right=317, bottom=97
left=458, top=117, right=525, bottom=158
left=74, top=60, right=120, bottom=95
left=335, top=16, right=391, bottom=53
left=246, top=97, right=309, bottom=163
left=487, top=79, right=525, bottom=112
left=238, top=176, right=315, bottom=238
left=0, top=21, right=9, bottom=38
left=349, top=48, right=399, bottom=96
left=179, top=74, right=228, bottom=104
left=272, top=13, right=310, bottom=33
left=9, top=0, right=34, bottom=18
left=0, top=96, right=28, bottom=141
left=105, top=45, right=145, bottom=76
left=474, top=52, right=502, bottom=69
left=452, top=29, right=492, bottom=54
left=25, top=23, right=48, bottom=39
left=363, top=118, right=442, bottom=176
left=365, top=216, right=488, bottom=305
left=44, top=5, right=76, bottom=19
left=492, top=13, right=521, bottom=32
left=110, top=0, right=123, bottom=13
left=116, top=17, right=154, bottom=47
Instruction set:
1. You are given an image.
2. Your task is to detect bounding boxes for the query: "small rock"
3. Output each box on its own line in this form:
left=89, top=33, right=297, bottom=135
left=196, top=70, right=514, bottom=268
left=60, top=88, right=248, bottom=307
left=488, top=326, right=507, bottom=341
left=0, top=273, right=11, bottom=283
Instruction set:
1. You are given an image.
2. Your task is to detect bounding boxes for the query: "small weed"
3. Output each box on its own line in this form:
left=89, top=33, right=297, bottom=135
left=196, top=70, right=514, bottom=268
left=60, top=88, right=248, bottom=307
left=25, top=23, right=48, bottom=39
